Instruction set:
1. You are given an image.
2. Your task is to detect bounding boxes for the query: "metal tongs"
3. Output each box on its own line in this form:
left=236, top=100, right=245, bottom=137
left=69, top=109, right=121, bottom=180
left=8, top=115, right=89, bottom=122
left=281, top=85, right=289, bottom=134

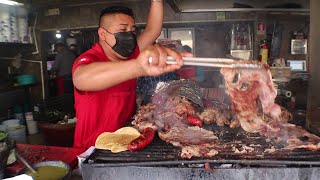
left=150, top=57, right=262, bottom=69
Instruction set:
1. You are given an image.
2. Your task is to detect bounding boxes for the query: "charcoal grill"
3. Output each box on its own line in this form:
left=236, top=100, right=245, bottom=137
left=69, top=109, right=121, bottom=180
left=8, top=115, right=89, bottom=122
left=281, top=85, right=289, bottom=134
left=81, top=127, right=320, bottom=180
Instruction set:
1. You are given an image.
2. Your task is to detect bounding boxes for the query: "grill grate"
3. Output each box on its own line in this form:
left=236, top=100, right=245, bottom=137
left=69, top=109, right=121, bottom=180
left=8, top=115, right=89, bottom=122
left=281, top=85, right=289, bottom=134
left=84, top=127, right=320, bottom=167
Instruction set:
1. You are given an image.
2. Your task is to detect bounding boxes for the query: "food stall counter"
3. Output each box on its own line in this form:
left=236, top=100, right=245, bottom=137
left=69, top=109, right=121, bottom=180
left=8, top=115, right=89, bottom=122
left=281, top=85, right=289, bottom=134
left=5, top=144, right=85, bottom=176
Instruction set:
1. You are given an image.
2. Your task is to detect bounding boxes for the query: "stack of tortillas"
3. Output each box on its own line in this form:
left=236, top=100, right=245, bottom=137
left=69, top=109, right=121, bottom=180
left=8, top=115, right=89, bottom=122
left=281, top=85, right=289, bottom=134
left=95, top=127, right=141, bottom=153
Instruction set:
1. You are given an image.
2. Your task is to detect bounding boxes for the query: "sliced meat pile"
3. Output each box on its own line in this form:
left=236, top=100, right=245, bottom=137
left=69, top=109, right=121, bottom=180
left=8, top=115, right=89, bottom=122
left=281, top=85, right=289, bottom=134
left=220, top=61, right=320, bottom=150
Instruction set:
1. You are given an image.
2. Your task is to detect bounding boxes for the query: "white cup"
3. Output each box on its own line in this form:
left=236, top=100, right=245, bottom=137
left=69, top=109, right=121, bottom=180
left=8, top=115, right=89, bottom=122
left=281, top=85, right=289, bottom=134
left=25, top=112, right=34, bottom=121
left=26, top=120, right=38, bottom=135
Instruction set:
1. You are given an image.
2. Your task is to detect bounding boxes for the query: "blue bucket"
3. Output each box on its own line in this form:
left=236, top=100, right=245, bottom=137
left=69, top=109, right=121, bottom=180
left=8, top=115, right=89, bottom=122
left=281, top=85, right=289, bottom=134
left=15, top=74, right=36, bottom=85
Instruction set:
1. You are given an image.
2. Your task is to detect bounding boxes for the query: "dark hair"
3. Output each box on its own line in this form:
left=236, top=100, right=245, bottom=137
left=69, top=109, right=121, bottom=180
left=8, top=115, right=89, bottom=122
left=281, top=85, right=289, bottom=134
left=99, top=6, right=134, bottom=27
left=55, top=42, right=65, bottom=48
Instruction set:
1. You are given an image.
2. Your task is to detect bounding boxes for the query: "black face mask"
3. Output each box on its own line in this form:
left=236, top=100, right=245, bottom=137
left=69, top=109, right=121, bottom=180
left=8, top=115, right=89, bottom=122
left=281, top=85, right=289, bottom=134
left=103, top=28, right=137, bottom=57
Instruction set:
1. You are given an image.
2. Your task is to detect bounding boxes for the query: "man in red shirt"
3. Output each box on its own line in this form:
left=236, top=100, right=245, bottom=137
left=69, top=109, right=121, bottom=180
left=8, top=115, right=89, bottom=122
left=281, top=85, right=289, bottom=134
left=72, top=3, right=187, bottom=148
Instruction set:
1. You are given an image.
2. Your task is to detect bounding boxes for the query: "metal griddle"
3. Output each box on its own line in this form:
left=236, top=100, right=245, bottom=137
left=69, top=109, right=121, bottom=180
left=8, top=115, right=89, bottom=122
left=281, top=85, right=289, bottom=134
left=83, top=127, right=320, bottom=168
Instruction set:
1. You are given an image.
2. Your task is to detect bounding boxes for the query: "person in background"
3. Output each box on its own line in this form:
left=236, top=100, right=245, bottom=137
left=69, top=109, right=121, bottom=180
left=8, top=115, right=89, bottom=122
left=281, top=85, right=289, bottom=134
left=52, top=42, right=77, bottom=94
left=72, top=3, right=189, bottom=148
left=69, top=44, right=79, bottom=57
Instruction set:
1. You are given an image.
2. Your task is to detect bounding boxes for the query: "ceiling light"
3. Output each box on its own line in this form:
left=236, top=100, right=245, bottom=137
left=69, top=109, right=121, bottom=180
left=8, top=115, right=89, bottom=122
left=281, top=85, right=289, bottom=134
left=56, top=31, right=62, bottom=39
left=0, top=0, right=24, bottom=6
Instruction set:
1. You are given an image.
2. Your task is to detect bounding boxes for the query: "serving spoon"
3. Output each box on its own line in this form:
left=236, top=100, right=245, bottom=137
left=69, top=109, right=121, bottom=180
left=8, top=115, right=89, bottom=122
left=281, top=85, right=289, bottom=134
left=15, top=150, right=37, bottom=173
left=9, top=139, right=37, bottom=173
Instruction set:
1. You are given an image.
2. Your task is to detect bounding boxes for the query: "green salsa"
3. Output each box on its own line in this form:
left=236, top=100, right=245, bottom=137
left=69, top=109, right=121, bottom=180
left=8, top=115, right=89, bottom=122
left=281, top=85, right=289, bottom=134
left=26, top=165, right=68, bottom=180
left=0, top=131, right=6, bottom=141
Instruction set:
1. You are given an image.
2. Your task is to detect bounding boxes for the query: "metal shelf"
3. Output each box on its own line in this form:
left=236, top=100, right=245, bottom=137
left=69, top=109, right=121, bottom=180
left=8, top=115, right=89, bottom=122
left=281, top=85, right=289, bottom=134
left=0, top=42, right=33, bottom=46
left=180, top=8, right=310, bottom=13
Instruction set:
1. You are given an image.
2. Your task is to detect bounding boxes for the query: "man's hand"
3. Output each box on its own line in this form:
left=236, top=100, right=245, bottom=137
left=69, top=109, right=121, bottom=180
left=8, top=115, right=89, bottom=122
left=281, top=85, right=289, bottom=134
left=136, top=44, right=192, bottom=77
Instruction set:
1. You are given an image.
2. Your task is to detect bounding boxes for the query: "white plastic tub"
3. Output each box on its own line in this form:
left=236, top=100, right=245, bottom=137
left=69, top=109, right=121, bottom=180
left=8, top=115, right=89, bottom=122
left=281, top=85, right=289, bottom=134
left=7, top=125, right=26, bottom=143
left=0, top=125, right=7, bottom=132
left=2, top=119, right=20, bottom=127
left=26, top=120, right=38, bottom=135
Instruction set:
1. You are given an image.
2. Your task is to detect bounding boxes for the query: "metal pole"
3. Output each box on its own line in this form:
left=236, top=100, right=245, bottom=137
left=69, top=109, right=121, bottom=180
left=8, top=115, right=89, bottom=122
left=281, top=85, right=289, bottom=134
left=0, top=57, right=45, bottom=101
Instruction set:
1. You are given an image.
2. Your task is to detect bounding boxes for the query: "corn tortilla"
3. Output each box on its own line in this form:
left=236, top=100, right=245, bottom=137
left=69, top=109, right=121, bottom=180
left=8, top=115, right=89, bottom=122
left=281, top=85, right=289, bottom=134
left=95, top=127, right=140, bottom=152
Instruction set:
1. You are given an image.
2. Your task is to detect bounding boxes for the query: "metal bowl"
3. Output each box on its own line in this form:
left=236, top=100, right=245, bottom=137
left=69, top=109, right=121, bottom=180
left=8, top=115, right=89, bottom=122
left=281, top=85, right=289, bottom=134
left=19, top=160, right=71, bottom=180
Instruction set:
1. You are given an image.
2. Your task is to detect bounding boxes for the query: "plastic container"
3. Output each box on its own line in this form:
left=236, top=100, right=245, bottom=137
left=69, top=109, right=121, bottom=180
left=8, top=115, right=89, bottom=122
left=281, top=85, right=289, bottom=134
left=6, top=125, right=26, bottom=143
left=15, top=74, right=36, bottom=85
left=26, top=120, right=38, bottom=135
left=39, top=122, right=75, bottom=147
left=2, top=119, right=20, bottom=127
left=0, top=125, right=7, bottom=132
left=24, top=112, right=34, bottom=121
left=14, top=113, right=24, bottom=121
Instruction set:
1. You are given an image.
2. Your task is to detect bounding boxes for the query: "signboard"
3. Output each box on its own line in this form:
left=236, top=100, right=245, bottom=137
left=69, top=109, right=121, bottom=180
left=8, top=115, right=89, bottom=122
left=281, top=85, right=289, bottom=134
left=257, top=22, right=266, bottom=35
left=216, top=12, right=225, bottom=21
left=291, top=39, right=307, bottom=55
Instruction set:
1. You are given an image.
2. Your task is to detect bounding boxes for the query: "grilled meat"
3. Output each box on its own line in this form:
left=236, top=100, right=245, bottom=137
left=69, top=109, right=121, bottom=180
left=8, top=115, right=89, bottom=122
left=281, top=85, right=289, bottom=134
left=229, top=118, right=241, bottom=129
left=220, top=62, right=283, bottom=132
left=259, top=123, right=320, bottom=151
left=181, top=145, right=218, bottom=159
left=199, top=107, right=231, bottom=127
left=132, top=70, right=320, bottom=157
left=220, top=61, right=320, bottom=151
left=132, top=95, right=220, bottom=158
left=132, top=104, right=157, bottom=132
left=158, top=126, right=217, bottom=146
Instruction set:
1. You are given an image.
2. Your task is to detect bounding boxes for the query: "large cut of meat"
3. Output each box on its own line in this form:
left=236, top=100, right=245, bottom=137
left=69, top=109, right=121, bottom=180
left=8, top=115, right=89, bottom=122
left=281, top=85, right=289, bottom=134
left=220, top=62, right=283, bottom=132
left=132, top=95, right=219, bottom=158
left=220, top=61, right=320, bottom=150
left=132, top=97, right=195, bottom=132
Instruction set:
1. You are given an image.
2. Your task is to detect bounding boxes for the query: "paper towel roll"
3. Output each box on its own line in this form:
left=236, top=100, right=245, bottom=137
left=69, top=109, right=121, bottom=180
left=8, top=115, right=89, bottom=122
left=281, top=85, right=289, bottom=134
left=280, top=90, right=292, bottom=97
left=285, top=91, right=292, bottom=98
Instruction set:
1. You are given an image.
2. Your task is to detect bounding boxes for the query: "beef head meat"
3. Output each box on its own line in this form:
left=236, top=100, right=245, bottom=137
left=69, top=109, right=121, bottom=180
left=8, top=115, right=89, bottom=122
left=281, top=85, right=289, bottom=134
left=220, top=62, right=283, bottom=132
left=132, top=87, right=219, bottom=158
left=220, top=61, right=320, bottom=150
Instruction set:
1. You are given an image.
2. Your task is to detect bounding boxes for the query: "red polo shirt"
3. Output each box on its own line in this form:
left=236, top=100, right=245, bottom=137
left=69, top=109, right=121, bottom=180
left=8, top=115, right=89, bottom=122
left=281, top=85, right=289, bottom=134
left=72, top=43, right=140, bottom=148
